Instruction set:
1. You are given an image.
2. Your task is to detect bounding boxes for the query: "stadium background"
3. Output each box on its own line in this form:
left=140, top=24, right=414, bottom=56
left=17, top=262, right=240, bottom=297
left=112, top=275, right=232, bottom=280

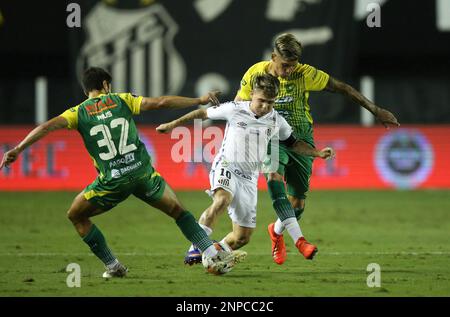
left=0, top=0, right=450, bottom=298
left=1, top=0, right=450, bottom=191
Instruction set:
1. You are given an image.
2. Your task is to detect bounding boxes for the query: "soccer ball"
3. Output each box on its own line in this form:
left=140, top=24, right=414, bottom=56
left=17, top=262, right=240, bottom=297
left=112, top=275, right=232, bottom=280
left=202, top=243, right=234, bottom=275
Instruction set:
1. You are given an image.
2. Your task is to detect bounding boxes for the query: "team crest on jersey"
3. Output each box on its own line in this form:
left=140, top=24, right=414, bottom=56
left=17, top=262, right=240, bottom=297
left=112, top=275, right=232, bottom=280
left=77, top=2, right=186, bottom=96
left=285, top=83, right=295, bottom=93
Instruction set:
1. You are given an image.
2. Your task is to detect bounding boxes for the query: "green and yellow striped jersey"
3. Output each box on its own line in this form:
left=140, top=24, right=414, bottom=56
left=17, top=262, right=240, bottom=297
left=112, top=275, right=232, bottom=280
left=60, top=93, right=151, bottom=182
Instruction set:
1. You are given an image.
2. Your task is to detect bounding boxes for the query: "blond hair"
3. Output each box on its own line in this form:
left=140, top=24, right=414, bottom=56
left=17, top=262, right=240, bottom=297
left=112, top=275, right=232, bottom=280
left=274, top=33, right=302, bottom=61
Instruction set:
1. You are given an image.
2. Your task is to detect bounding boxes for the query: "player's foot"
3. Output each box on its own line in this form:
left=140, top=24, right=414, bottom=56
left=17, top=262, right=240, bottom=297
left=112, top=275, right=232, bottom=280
left=102, top=262, right=128, bottom=278
left=184, top=247, right=202, bottom=266
left=268, top=223, right=287, bottom=265
left=207, top=246, right=247, bottom=275
left=296, top=237, right=318, bottom=260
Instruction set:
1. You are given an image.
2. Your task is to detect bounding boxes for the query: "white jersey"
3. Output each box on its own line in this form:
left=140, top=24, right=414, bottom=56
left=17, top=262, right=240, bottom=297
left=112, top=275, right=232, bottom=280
left=206, top=101, right=293, bottom=182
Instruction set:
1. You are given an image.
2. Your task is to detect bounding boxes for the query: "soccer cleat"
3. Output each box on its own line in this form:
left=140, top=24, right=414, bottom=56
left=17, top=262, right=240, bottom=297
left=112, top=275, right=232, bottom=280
left=207, top=247, right=247, bottom=275
left=268, top=223, right=287, bottom=265
left=102, top=262, right=128, bottom=278
left=296, top=237, right=318, bottom=260
left=184, top=247, right=202, bottom=266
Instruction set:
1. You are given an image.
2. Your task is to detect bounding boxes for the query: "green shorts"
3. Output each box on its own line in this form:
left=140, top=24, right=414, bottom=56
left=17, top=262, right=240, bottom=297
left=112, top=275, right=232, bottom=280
left=83, top=168, right=166, bottom=211
left=270, top=143, right=314, bottom=200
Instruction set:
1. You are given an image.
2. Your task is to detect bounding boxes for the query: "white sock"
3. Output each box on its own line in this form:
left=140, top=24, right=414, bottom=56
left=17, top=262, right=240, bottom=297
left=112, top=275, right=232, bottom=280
left=274, top=218, right=285, bottom=235
left=282, top=217, right=303, bottom=243
left=106, top=259, right=119, bottom=270
left=189, top=223, right=213, bottom=252
left=203, top=244, right=218, bottom=258
left=199, top=223, right=213, bottom=236
left=219, top=238, right=232, bottom=252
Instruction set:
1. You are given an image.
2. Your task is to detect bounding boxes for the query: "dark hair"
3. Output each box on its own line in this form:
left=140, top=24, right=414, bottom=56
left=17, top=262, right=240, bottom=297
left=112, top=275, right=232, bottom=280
left=274, top=33, right=303, bottom=61
left=253, top=74, right=280, bottom=99
left=81, top=67, right=112, bottom=93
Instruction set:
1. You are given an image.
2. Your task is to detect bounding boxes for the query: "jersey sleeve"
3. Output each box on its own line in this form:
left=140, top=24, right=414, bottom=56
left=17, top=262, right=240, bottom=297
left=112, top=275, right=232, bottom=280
left=303, top=64, right=330, bottom=91
left=278, top=115, right=294, bottom=141
left=236, top=67, right=254, bottom=100
left=118, top=93, right=143, bottom=115
left=206, top=102, right=237, bottom=121
left=60, top=105, right=80, bottom=130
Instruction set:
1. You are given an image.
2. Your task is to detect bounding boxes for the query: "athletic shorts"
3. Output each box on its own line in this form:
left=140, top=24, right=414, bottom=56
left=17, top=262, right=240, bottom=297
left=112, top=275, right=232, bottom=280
left=83, top=167, right=166, bottom=211
left=272, top=143, right=314, bottom=200
left=209, top=164, right=258, bottom=228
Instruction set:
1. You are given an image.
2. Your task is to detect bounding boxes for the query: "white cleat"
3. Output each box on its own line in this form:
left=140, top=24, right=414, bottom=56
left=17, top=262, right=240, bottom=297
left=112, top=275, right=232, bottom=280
left=206, top=249, right=247, bottom=275
left=102, top=263, right=128, bottom=279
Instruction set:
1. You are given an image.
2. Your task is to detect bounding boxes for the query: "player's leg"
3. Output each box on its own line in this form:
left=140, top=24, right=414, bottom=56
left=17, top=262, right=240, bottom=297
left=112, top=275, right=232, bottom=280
left=273, top=153, right=311, bottom=233
left=276, top=153, right=317, bottom=259
left=134, top=172, right=244, bottom=271
left=198, top=188, right=233, bottom=232
left=184, top=166, right=236, bottom=264
left=219, top=179, right=257, bottom=251
left=67, top=186, right=128, bottom=278
left=222, top=223, right=254, bottom=250
left=266, top=147, right=317, bottom=261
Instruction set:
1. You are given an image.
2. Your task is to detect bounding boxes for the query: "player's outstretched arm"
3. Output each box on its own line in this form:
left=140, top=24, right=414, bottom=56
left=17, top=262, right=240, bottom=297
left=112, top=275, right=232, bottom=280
left=156, top=109, right=208, bottom=134
left=140, top=91, right=220, bottom=111
left=0, top=116, right=68, bottom=169
left=325, top=76, right=400, bottom=128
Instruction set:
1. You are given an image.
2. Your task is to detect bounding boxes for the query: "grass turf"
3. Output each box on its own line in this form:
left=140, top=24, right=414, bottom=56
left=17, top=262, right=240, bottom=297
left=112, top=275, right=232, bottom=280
left=0, top=190, right=449, bottom=296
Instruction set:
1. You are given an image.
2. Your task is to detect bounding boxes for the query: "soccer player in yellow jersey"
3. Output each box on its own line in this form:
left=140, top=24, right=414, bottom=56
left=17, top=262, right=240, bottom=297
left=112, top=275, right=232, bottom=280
left=235, top=33, right=400, bottom=265
left=1, top=67, right=246, bottom=277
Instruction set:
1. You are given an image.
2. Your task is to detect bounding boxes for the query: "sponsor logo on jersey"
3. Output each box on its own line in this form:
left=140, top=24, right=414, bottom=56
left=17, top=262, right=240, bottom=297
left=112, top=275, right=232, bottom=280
left=275, top=96, right=294, bottom=104
left=86, top=98, right=117, bottom=115
left=111, top=169, right=121, bottom=178
left=218, top=178, right=230, bottom=187
left=233, top=169, right=252, bottom=181
left=237, top=122, right=248, bottom=128
left=109, top=152, right=136, bottom=168
left=120, top=161, right=143, bottom=175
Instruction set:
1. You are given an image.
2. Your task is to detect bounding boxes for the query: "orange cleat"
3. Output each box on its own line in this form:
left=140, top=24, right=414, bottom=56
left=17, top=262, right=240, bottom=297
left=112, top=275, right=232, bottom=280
left=268, top=223, right=287, bottom=265
left=296, top=237, right=318, bottom=260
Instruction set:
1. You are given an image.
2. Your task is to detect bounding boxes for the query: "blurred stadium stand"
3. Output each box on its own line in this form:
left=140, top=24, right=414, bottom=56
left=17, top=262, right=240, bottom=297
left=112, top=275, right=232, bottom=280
left=1, top=0, right=449, bottom=191
left=1, top=0, right=449, bottom=124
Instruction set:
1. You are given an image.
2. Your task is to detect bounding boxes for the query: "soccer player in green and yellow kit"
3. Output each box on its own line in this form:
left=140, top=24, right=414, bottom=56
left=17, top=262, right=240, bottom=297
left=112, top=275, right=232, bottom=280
left=235, top=33, right=400, bottom=265
left=0, top=67, right=246, bottom=277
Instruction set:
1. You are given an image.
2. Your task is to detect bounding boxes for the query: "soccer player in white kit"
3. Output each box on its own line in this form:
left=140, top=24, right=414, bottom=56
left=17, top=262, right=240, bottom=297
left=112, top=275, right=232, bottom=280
left=157, top=74, right=334, bottom=265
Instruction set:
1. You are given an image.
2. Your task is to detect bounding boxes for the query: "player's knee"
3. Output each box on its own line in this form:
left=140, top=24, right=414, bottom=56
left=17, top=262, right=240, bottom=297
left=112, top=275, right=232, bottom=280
left=289, top=198, right=305, bottom=210
left=167, top=203, right=184, bottom=219
left=267, top=172, right=283, bottom=182
left=67, top=208, right=82, bottom=224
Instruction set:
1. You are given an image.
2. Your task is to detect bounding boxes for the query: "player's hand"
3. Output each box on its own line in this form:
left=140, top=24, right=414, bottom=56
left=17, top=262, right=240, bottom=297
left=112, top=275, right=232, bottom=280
left=374, top=107, right=400, bottom=129
left=318, top=147, right=335, bottom=160
left=0, top=147, right=21, bottom=169
left=156, top=123, right=174, bottom=134
left=199, top=91, right=221, bottom=106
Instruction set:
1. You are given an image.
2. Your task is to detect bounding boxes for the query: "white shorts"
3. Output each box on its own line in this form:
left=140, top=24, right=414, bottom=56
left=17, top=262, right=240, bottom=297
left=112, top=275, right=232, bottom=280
left=209, top=165, right=258, bottom=228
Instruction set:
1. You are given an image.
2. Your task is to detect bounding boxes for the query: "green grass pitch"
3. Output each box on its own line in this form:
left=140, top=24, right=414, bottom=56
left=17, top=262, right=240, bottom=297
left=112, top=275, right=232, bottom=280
left=0, top=190, right=449, bottom=296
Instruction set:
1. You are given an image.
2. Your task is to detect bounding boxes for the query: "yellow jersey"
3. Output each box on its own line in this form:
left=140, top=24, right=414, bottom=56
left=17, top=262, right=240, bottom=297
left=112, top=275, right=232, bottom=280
left=237, top=61, right=329, bottom=141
